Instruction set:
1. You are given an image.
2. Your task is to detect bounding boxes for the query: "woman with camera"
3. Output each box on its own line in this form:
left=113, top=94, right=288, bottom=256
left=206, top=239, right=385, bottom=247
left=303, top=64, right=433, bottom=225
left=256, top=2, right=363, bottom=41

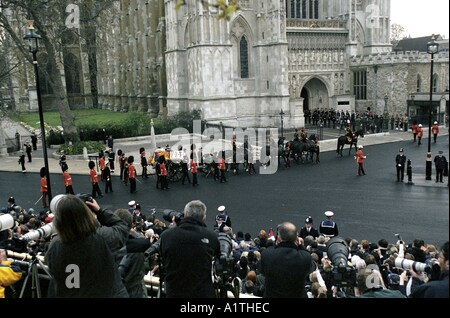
left=45, top=195, right=129, bottom=297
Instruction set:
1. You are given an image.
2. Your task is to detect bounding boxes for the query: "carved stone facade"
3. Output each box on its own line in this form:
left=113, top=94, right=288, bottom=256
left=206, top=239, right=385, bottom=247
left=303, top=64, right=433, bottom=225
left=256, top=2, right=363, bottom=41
left=6, top=0, right=449, bottom=129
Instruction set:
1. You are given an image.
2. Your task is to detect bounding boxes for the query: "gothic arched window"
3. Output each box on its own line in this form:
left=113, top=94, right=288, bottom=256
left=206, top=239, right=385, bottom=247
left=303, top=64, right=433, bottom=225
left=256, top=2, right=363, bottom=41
left=432, top=74, right=439, bottom=93
left=64, top=53, right=81, bottom=94
left=239, top=36, right=249, bottom=78
left=416, top=74, right=422, bottom=92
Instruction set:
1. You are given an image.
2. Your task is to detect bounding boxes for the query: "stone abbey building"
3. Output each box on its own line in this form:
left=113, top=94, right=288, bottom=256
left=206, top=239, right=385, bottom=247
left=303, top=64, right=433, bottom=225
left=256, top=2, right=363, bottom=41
left=3, top=0, right=449, bottom=128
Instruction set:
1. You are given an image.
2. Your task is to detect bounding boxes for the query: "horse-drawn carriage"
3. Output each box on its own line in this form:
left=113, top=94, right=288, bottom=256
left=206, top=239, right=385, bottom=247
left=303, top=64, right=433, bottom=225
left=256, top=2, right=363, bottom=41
left=149, top=147, right=184, bottom=182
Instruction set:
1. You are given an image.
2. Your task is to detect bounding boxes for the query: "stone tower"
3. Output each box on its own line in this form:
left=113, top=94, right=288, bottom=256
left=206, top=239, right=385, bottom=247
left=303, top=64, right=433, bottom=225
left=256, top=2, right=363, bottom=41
left=164, top=0, right=290, bottom=128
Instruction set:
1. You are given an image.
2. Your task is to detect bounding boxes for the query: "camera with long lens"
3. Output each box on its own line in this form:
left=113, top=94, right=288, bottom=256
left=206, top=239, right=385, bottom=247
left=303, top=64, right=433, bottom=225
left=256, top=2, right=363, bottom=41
left=0, top=213, right=15, bottom=232
left=394, top=257, right=440, bottom=277
left=1, top=213, right=54, bottom=253
left=162, top=209, right=184, bottom=225
left=214, top=232, right=233, bottom=275
left=326, top=236, right=356, bottom=288
left=213, top=232, right=239, bottom=298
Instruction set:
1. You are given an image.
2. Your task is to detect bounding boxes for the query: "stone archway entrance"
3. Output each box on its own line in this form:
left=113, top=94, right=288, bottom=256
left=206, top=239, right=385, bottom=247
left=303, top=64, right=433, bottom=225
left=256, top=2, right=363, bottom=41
left=300, top=78, right=329, bottom=112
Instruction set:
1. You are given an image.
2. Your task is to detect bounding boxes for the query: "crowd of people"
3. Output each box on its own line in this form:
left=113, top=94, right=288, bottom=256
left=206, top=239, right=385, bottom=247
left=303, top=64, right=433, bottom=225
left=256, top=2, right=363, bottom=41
left=0, top=195, right=448, bottom=298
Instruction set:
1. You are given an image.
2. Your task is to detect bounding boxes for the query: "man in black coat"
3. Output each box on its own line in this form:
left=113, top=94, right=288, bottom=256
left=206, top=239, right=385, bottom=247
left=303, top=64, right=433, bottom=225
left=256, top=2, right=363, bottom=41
left=261, top=222, right=315, bottom=298
left=434, top=151, right=448, bottom=183
left=395, top=148, right=407, bottom=182
left=160, top=200, right=220, bottom=298
left=298, top=216, right=319, bottom=239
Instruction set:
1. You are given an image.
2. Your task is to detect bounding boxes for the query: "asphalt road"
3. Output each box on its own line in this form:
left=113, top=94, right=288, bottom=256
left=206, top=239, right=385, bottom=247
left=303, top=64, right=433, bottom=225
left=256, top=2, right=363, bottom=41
left=1, top=139, right=448, bottom=248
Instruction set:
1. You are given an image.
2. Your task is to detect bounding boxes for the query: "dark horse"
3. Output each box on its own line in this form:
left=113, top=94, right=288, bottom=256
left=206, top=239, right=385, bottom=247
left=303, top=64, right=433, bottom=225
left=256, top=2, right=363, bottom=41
left=336, top=129, right=364, bottom=157
left=290, top=136, right=318, bottom=164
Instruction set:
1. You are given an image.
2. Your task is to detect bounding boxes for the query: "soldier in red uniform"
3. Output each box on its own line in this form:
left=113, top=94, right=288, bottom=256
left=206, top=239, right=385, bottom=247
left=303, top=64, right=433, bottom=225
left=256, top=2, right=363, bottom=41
left=411, top=121, right=418, bottom=142
left=62, top=165, right=74, bottom=194
left=417, top=124, right=424, bottom=145
left=99, top=153, right=106, bottom=182
left=355, top=145, right=366, bottom=176
left=128, top=156, right=137, bottom=193
left=89, top=160, right=103, bottom=198
left=218, top=151, right=227, bottom=183
left=432, top=121, right=440, bottom=143
left=40, top=167, right=48, bottom=208
left=190, top=155, right=199, bottom=186
left=158, top=156, right=169, bottom=190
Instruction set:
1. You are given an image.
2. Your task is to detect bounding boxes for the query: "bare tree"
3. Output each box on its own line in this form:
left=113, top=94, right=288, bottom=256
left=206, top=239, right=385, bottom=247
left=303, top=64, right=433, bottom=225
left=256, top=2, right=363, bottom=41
left=390, top=23, right=408, bottom=47
left=0, top=0, right=117, bottom=142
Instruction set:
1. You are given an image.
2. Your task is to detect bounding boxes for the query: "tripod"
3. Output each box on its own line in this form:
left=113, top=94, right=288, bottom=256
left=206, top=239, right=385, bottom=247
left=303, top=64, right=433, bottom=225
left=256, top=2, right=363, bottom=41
left=19, top=254, right=52, bottom=298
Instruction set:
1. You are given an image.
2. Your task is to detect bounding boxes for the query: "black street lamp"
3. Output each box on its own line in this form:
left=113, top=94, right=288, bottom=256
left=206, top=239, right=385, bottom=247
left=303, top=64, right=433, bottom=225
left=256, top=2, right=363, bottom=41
left=383, top=94, right=389, bottom=130
left=23, top=21, right=52, bottom=201
left=279, top=109, right=285, bottom=138
left=425, top=36, right=439, bottom=180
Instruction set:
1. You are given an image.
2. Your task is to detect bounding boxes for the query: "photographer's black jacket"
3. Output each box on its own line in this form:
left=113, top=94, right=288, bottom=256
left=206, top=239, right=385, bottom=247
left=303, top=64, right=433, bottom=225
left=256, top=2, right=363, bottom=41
left=160, top=217, right=220, bottom=298
left=261, top=241, right=315, bottom=298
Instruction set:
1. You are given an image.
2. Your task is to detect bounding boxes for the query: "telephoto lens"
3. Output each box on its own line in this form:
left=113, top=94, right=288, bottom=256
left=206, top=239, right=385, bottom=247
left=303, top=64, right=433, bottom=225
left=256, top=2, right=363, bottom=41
left=22, top=223, right=54, bottom=241
left=0, top=213, right=15, bottom=231
left=394, top=257, right=430, bottom=273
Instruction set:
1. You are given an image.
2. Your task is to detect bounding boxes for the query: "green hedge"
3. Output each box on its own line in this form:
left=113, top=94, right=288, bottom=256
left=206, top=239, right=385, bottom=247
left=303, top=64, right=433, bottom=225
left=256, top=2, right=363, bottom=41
left=59, top=141, right=105, bottom=155
left=78, top=110, right=202, bottom=141
left=47, top=110, right=202, bottom=147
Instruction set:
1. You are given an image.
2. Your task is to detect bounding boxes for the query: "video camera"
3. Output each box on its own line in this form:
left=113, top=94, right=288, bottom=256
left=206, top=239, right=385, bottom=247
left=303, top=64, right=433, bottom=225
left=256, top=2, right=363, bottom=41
left=162, top=209, right=184, bottom=225
left=326, top=236, right=356, bottom=288
left=214, top=234, right=234, bottom=280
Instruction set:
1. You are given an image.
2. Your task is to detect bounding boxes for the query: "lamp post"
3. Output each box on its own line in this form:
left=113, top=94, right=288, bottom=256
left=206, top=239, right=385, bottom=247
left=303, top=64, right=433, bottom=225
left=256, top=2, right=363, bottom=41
left=383, top=94, right=389, bottom=130
left=279, top=109, right=285, bottom=139
left=23, top=21, right=52, bottom=200
left=425, top=36, right=439, bottom=180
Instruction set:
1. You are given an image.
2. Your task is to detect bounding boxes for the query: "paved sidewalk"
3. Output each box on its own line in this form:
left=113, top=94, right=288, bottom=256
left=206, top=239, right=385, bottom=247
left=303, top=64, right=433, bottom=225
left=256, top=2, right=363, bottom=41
left=0, top=117, right=448, bottom=189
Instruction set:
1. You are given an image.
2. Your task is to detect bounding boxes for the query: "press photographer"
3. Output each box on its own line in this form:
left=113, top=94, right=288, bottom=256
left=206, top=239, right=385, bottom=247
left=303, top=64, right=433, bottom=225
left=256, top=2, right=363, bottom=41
left=399, top=241, right=448, bottom=298
left=159, top=200, right=220, bottom=298
left=260, top=222, right=315, bottom=298
left=45, top=194, right=129, bottom=297
left=213, top=230, right=240, bottom=298
left=0, top=212, right=54, bottom=254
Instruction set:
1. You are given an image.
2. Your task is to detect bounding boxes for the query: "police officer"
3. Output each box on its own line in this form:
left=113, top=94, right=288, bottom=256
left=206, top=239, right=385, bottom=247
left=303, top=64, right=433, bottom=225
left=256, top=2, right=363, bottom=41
left=319, top=211, right=339, bottom=238
left=434, top=151, right=448, bottom=183
left=395, top=148, right=407, bottom=182
left=298, top=216, right=319, bottom=239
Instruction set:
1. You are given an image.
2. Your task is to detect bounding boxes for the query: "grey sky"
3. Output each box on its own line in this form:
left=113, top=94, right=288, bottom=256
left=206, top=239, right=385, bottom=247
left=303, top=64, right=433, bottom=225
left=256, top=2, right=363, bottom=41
left=391, top=0, right=449, bottom=38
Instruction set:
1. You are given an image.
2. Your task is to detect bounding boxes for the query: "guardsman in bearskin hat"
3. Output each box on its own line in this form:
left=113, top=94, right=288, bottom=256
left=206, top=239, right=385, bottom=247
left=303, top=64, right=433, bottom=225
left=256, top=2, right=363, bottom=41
left=158, top=156, right=169, bottom=190
left=128, top=155, right=137, bottom=193
left=190, top=152, right=198, bottom=187
left=89, top=160, right=103, bottom=198
left=140, top=147, right=148, bottom=179
left=62, top=164, right=75, bottom=194
left=59, top=154, right=68, bottom=172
